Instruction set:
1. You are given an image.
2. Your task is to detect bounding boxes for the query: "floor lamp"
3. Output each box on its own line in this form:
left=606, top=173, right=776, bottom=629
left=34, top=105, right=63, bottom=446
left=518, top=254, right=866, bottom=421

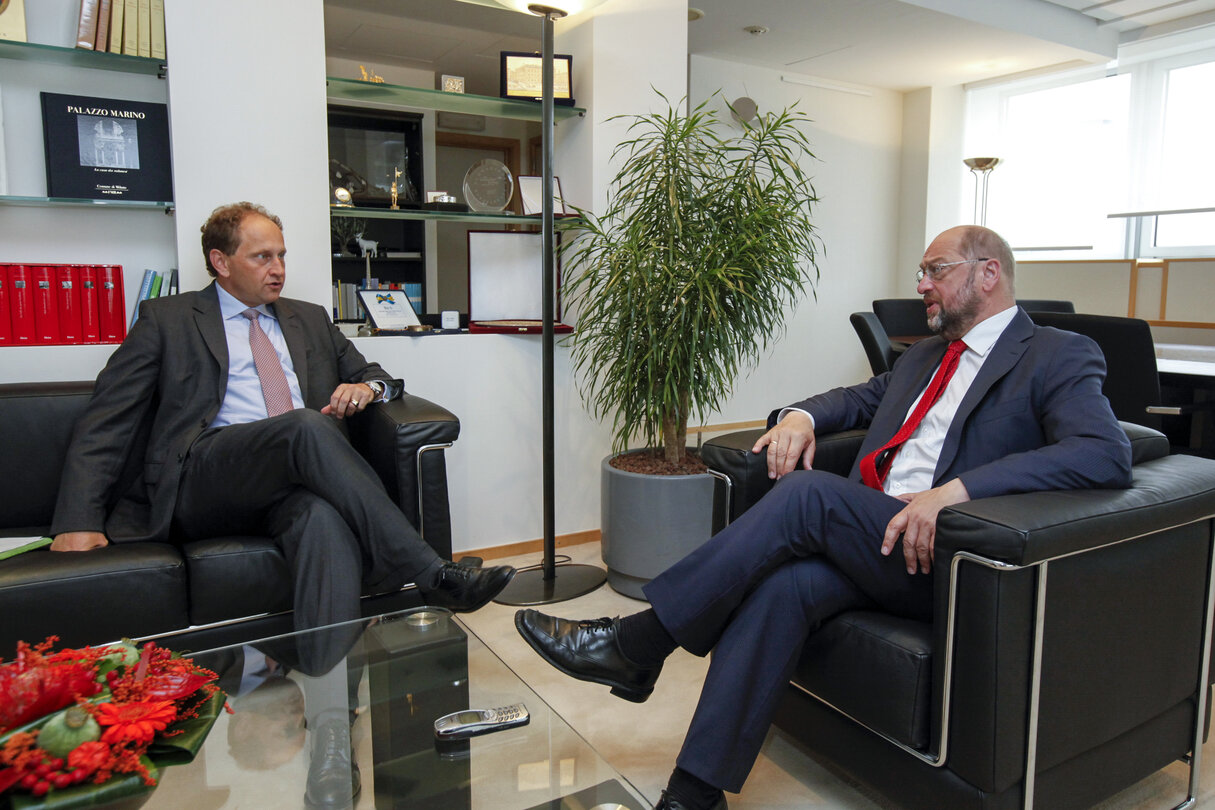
left=459, top=0, right=608, bottom=605
left=963, top=157, right=1000, bottom=226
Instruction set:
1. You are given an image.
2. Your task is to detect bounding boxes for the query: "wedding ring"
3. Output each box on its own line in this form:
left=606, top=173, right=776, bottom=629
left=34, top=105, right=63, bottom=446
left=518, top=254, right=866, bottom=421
left=353, top=399, right=360, bottom=407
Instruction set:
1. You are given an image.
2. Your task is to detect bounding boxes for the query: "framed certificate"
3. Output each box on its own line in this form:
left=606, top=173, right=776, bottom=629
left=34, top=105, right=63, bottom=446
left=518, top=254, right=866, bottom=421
left=358, top=289, right=421, bottom=330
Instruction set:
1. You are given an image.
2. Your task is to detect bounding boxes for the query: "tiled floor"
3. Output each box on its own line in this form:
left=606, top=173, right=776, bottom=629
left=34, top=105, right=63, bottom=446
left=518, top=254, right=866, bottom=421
left=461, top=541, right=1215, bottom=810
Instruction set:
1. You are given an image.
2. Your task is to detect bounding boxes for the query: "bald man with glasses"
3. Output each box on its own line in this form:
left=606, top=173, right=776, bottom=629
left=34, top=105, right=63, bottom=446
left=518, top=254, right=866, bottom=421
left=514, top=225, right=1133, bottom=810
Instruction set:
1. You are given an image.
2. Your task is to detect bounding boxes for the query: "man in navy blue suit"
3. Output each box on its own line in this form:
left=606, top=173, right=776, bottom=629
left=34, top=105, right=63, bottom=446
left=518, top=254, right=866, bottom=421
left=515, top=225, right=1133, bottom=810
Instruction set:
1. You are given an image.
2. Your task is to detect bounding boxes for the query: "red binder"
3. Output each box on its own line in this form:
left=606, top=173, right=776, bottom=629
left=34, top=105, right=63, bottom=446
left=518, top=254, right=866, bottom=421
left=96, top=265, right=126, bottom=343
left=0, top=265, right=10, bottom=345
left=56, top=265, right=83, bottom=344
left=31, top=266, right=60, bottom=345
left=8, top=265, right=36, bottom=345
left=77, top=265, right=101, bottom=344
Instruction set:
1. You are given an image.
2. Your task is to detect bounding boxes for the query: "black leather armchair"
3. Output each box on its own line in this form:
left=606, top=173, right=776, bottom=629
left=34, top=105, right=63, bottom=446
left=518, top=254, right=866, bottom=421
left=0, top=381, right=460, bottom=656
left=702, top=423, right=1215, bottom=809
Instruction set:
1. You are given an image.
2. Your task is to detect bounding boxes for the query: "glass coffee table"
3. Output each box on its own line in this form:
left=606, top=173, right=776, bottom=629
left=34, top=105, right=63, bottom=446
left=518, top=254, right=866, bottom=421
left=142, top=608, right=647, bottom=810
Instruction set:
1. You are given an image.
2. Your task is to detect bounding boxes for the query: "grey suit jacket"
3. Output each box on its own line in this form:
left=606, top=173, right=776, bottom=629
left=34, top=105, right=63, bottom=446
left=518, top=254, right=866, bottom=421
left=782, top=308, right=1132, bottom=499
left=51, top=282, right=401, bottom=543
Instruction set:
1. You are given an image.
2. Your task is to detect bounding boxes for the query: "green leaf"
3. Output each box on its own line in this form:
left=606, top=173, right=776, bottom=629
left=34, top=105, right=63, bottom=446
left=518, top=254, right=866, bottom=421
left=146, top=690, right=224, bottom=766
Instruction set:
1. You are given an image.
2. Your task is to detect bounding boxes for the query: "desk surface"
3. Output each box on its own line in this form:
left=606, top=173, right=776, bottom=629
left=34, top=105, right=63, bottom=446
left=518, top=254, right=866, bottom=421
left=1158, top=358, right=1215, bottom=378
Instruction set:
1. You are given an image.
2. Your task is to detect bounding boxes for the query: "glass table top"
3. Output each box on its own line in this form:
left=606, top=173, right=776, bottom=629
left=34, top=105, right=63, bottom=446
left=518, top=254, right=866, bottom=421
left=142, top=608, right=645, bottom=810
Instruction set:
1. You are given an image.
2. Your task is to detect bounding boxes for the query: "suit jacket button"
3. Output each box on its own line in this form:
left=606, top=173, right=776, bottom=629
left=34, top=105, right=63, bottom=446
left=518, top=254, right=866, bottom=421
left=177, top=453, right=184, bottom=462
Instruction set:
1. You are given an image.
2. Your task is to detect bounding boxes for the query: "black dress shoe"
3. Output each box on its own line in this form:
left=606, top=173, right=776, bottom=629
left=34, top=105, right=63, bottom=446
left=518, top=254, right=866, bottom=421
left=514, top=609, right=661, bottom=703
left=654, top=789, right=727, bottom=810
left=424, top=562, right=515, bottom=612
left=304, top=717, right=361, bottom=809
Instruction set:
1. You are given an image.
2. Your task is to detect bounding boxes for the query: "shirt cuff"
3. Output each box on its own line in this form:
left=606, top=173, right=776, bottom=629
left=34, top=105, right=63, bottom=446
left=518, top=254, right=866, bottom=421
left=776, top=407, right=815, bottom=430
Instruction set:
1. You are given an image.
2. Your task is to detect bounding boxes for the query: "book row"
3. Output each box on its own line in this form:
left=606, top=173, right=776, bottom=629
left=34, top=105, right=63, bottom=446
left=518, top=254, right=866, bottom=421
left=76, top=0, right=166, bottom=60
left=333, top=280, right=423, bottom=322
left=129, top=267, right=176, bottom=328
left=0, top=264, right=126, bottom=346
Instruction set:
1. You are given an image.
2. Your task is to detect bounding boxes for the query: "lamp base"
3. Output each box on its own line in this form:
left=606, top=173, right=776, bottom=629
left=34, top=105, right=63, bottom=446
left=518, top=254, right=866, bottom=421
left=493, top=563, right=606, bottom=606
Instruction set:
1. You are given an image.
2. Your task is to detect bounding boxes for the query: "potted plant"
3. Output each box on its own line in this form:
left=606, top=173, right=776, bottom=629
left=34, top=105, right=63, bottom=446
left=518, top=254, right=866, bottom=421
left=560, top=94, right=821, bottom=596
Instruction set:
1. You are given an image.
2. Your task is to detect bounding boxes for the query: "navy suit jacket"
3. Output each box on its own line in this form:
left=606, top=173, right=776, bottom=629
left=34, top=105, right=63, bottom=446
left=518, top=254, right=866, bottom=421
left=784, top=308, right=1132, bottom=499
left=51, top=282, right=401, bottom=543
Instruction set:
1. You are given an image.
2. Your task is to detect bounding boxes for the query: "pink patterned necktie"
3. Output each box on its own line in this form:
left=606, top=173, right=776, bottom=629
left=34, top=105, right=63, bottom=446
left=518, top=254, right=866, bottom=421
left=242, top=308, right=294, bottom=417
left=860, top=339, right=968, bottom=490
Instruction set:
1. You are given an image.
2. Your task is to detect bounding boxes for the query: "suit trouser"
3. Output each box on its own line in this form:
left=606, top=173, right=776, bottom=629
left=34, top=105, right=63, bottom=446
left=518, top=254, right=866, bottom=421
left=174, top=409, right=444, bottom=633
left=643, top=470, right=934, bottom=792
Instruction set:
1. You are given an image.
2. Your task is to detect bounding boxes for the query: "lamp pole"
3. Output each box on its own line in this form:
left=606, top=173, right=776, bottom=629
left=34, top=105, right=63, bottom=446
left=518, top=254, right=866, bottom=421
left=494, top=3, right=607, bottom=605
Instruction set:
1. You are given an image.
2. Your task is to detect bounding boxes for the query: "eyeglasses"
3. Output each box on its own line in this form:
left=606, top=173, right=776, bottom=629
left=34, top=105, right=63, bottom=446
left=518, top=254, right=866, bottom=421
left=916, top=258, right=989, bottom=284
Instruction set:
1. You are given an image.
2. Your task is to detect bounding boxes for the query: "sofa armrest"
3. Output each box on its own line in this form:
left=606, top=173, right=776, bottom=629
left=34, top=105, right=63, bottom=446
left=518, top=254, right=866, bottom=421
left=702, top=428, right=867, bottom=523
left=349, top=394, right=460, bottom=559
left=935, top=454, right=1215, bottom=567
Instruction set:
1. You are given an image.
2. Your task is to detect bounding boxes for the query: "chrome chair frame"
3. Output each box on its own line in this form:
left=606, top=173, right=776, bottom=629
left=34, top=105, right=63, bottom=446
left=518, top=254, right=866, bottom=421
left=784, top=513, right=1215, bottom=810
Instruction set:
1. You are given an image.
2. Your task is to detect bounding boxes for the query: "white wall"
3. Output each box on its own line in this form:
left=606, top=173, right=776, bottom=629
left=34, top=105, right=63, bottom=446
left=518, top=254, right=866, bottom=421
left=164, top=0, right=333, bottom=306
left=687, top=56, right=906, bottom=421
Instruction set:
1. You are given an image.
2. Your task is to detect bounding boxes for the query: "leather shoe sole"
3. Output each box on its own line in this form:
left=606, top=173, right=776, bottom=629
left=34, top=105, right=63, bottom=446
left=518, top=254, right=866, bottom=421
left=514, top=609, right=660, bottom=703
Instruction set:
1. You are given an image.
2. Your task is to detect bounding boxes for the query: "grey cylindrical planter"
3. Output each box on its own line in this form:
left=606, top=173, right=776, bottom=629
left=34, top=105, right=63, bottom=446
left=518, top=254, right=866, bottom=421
left=601, top=451, right=726, bottom=600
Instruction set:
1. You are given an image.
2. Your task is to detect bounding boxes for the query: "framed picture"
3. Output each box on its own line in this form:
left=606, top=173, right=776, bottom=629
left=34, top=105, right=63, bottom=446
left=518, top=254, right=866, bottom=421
left=517, top=175, right=568, bottom=216
left=40, top=92, right=173, bottom=202
left=499, top=51, right=574, bottom=106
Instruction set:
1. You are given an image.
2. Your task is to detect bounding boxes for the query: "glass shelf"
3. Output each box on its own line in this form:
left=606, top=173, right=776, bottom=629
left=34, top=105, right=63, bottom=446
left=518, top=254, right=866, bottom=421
left=330, top=205, right=572, bottom=225
left=0, top=195, right=174, bottom=211
left=326, top=77, right=585, bottom=122
left=0, top=39, right=165, bottom=76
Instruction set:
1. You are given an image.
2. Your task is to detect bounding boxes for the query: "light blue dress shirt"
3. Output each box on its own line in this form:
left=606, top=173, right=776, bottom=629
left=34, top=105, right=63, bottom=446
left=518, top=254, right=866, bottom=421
left=209, top=284, right=306, bottom=428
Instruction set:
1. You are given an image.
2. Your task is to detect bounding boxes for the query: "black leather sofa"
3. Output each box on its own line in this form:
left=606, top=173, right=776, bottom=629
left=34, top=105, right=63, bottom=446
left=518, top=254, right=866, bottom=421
left=702, top=421, right=1215, bottom=810
left=0, top=381, right=460, bottom=658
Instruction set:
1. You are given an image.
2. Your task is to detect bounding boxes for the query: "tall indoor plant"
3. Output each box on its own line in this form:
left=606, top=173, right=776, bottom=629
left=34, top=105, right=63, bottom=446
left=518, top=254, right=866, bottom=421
left=560, top=94, right=822, bottom=597
left=562, top=94, right=821, bottom=471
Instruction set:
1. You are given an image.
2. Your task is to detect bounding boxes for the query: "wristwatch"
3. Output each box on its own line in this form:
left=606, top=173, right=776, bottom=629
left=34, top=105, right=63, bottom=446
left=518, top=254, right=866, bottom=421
left=365, top=380, right=386, bottom=402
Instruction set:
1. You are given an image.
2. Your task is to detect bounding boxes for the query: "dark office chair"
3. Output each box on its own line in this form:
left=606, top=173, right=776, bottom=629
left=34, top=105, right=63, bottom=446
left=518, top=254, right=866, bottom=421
left=1027, top=312, right=1207, bottom=436
left=850, top=312, right=896, bottom=376
left=1018, top=299, right=1074, bottom=313
left=872, top=298, right=929, bottom=341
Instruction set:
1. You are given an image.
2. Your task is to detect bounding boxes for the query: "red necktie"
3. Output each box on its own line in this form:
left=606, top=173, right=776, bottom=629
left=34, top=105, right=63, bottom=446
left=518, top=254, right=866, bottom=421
left=860, top=339, right=968, bottom=490
left=242, top=309, right=294, bottom=417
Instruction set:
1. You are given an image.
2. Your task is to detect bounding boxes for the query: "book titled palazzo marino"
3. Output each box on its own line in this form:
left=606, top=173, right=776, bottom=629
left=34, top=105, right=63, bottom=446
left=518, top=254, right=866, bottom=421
left=40, top=91, right=172, bottom=202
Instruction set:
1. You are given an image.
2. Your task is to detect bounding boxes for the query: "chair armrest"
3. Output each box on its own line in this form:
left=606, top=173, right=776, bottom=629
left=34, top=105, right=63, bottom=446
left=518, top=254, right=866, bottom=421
left=349, top=394, right=461, bottom=559
left=702, top=428, right=866, bottom=523
left=935, top=454, right=1215, bottom=567
left=1147, top=399, right=1215, bottom=416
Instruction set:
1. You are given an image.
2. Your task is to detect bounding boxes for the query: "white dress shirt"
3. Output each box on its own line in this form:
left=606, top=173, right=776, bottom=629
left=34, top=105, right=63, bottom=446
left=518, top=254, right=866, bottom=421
left=882, top=305, right=1017, bottom=496
left=210, top=284, right=306, bottom=428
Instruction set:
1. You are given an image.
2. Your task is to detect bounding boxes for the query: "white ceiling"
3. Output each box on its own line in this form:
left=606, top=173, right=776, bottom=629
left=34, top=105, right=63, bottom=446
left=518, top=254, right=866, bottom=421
left=1041, top=0, right=1215, bottom=33
left=324, top=0, right=1215, bottom=93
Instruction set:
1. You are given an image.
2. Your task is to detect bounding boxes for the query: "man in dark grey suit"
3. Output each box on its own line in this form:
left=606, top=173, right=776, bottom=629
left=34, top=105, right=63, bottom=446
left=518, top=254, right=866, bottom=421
left=515, top=225, right=1133, bottom=810
left=51, top=202, right=515, bottom=808
left=50, top=201, right=513, bottom=621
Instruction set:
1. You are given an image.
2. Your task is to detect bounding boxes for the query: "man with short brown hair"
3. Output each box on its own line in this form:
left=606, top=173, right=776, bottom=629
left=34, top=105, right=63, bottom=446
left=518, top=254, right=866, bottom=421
left=51, top=201, right=514, bottom=809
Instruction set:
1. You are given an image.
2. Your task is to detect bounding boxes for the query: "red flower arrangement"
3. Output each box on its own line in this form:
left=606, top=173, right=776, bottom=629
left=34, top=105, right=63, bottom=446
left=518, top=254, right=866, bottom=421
left=0, top=637, right=225, bottom=807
